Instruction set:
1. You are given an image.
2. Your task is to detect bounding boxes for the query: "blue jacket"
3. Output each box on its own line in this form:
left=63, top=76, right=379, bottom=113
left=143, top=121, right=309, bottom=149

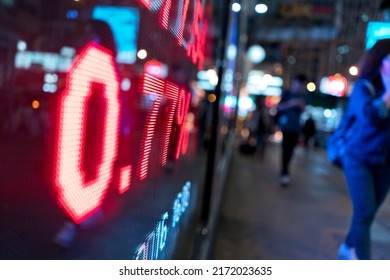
left=277, top=90, right=306, bottom=133
left=345, top=79, right=390, bottom=165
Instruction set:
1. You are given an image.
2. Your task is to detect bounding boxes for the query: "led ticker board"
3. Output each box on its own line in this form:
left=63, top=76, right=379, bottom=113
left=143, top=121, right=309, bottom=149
left=138, top=0, right=208, bottom=70
left=0, top=0, right=212, bottom=260
left=53, top=48, right=193, bottom=251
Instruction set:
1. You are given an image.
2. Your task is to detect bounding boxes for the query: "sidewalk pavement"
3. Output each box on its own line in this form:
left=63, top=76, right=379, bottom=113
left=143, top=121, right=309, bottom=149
left=212, top=143, right=390, bottom=260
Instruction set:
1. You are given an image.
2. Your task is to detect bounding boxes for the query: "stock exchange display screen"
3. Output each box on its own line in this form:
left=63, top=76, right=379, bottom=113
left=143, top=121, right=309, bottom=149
left=0, top=0, right=213, bottom=259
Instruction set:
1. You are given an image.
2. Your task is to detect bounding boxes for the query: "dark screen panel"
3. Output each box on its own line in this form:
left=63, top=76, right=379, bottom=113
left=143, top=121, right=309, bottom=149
left=0, top=0, right=214, bottom=260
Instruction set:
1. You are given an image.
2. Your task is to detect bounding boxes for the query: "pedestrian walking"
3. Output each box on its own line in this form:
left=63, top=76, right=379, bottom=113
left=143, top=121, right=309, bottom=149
left=276, top=74, right=307, bottom=186
left=337, top=39, right=390, bottom=260
left=247, top=96, right=272, bottom=159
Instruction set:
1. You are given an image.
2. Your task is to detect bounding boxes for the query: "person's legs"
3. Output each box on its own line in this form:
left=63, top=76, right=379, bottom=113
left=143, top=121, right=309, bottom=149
left=256, top=131, right=265, bottom=159
left=374, top=160, right=390, bottom=211
left=343, top=157, right=376, bottom=260
left=281, top=131, right=299, bottom=176
left=303, top=133, right=309, bottom=148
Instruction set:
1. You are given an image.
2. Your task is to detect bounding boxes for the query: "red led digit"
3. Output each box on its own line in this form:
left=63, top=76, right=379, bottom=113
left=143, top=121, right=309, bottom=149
left=54, top=42, right=120, bottom=224
left=175, top=89, right=186, bottom=125
left=139, top=73, right=164, bottom=180
left=160, top=81, right=179, bottom=166
left=181, top=124, right=190, bottom=155
left=175, top=91, right=191, bottom=159
left=187, top=0, right=207, bottom=69
left=196, top=18, right=208, bottom=70
left=119, top=166, right=132, bottom=194
left=176, top=0, right=190, bottom=45
left=186, top=0, right=202, bottom=63
left=139, top=0, right=151, bottom=9
left=159, top=0, right=172, bottom=29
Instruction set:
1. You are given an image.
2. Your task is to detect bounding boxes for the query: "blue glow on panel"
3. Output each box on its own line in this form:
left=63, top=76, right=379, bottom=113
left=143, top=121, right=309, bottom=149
left=66, top=10, right=78, bottom=19
left=366, top=21, right=390, bottom=49
left=172, top=182, right=191, bottom=228
left=133, top=182, right=192, bottom=259
left=0, top=0, right=15, bottom=7
left=92, top=6, right=139, bottom=64
left=134, top=212, right=168, bottom=260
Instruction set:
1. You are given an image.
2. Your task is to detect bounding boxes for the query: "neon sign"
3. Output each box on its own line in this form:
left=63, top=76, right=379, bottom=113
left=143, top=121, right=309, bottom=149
left=14, top=50, right=74, bottom=72
left=53, top=42, right=192, bottom=224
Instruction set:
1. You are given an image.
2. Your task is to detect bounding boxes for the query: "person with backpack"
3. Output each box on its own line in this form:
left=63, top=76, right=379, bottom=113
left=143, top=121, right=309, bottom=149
left=276, top=74, right=307, bottom=186
left=337, top=39, right=390, bottom=260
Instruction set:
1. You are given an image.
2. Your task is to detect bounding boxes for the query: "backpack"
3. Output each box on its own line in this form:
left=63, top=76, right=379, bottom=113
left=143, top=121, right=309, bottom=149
left=326, top=79, right=375, bottom=168
left=326, top=112, right=355, bottom=167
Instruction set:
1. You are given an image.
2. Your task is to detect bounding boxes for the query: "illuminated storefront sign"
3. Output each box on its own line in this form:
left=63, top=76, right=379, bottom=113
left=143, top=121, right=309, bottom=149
left=246, top=71, right=283, bottom=96
left=15, top=49, right=74, bottom=72
left=278, top=2, right=335, bottom=19
left=92, top=6, right=140, bottom=64
left=366, top=21, right=390, bottom=49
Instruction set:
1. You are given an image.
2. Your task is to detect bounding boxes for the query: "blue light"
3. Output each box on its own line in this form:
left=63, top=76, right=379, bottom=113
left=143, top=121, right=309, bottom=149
left=224, top=96, right=237, bottom=108
left=366, top=21, right=390, bottom=49
left=0, top=0, right=14, bottom=7
left=156, top=212, right=168, bottom=252
left=66, top=10, right=78, bottom=19
left=134, top=212, right=168, bottom=260
left=172, top=182, right=191, bottom=228
left=93, top=6, right=139, bottom=64
left=133, top=182, right=191, bottom=259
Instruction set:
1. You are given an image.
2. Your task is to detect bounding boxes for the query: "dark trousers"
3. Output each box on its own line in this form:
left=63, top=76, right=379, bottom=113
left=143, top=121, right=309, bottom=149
left=281, top=130, right=299, bottom=176
left=255, top=131, right=266, bottom=159
left=343, top=156, right=390, bottom=259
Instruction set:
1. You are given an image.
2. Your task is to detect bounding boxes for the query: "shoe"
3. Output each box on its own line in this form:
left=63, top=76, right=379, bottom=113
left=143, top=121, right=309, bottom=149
left=280, top=175, right=290, bottom=186
left=337, top=243, right=359, bottom=260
